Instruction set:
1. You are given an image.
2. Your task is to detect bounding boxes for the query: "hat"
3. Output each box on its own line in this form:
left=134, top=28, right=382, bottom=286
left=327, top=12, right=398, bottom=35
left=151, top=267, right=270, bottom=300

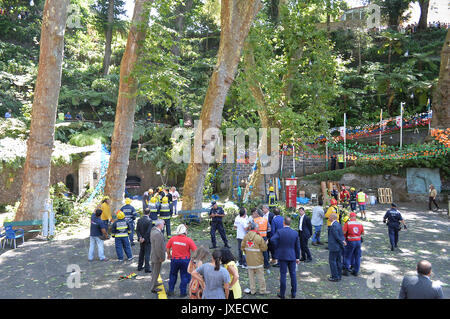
left=162, top=196, right=169, bottom=204
left=330, top=198, right=337, bottom=206
left=175, top=224, right=187, bottom=235
left=125, top=198, right=132, bottom=205
left=102, top=196, right=110, bottom=201
left=211, top=201, right=217, bottom=206
left=350, top=212, right=357, bottom=217
left=391, top=203, right=397, bottom=207
left=269, top=186, right=274, bottom=192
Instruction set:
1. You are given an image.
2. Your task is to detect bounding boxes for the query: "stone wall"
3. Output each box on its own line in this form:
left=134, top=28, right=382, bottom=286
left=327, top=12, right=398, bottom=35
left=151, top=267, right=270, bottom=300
left=0, top=162, right=80, bottom=206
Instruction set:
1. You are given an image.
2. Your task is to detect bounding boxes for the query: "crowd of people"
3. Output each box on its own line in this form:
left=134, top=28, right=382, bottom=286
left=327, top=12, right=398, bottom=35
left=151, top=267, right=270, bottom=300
left=86, top=183, right=444, bottom=299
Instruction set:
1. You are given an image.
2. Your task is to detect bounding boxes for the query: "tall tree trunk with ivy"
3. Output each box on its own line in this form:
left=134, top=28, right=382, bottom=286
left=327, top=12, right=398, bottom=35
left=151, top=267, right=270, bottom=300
left=431, top=29, right=450, bottom=129
left=103, top=0, right=115, bottom=76
left=15, top=0, right=70, bottom=225
left=181, top=0, right=262, bottom=210
left=104, top=0, right=153, bottom=216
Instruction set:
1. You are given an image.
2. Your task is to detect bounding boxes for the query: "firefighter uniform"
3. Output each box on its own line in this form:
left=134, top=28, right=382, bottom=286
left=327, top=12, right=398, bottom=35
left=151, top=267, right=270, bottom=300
left=148, top=196, right=160, bottom=223
left=383, top=205, right=405, bottom=250
left=111, top=211, right=133, bottom=261
left=121, top=198, right=139, bottom=246
left=342, top=214, right=364, bottom=275
left=267, top=186, right=277, bottom=210
left=160, top=197, right=173, bottom=238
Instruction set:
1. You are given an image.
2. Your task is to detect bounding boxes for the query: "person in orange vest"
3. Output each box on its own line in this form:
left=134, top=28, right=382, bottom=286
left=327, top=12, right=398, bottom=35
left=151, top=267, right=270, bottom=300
left=251, top=208, right=270, bottom=269
left=342, top=212, right=364, bottom=276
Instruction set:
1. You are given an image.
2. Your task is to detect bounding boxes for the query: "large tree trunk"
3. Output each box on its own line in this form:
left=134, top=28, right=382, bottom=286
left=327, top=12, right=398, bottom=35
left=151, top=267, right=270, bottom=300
left=15, top=0, right=70, bottom=224
left=103, top=0, right=115, bottom=76
left=431, top=29, right=450, bottom=129
left=417, top=0, right=429, bottom=32
left=104, top=0, right=153, bottom=216
left=181, top=0, right=262, bottom=210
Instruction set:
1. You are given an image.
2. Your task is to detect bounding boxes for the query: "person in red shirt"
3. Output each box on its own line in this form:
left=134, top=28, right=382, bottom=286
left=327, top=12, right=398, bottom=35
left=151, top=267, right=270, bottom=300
left=340, top=185, right=350, bottom=209
left=342, top=212, right=364, bottom=276
left=166, top=224, right=197, bottom=297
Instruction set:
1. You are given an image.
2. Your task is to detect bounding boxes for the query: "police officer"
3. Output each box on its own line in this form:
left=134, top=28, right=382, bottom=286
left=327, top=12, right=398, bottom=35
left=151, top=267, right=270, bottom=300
left=159, top=196, right=173, bottom=238
left=383, top=203, right=407, bottom=251
left=209, top=201, right=230, bottom=249
left=111, top=211, right=133, bottom=262
left=149, top=196, right=160, bottom=223
left=120, top=198, right=139, bottom=246
left=267, top=186, right=277, bottom=210
left=349, top=187, right=357, bottom=212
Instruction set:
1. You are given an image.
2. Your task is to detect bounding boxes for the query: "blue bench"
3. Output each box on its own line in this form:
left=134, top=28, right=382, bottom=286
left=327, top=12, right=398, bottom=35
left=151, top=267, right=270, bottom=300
left=177, top=208, right=210, bottom=224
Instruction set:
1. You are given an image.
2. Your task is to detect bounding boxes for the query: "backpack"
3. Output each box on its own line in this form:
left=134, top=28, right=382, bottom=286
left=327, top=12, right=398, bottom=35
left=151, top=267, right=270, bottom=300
left=189, top=278, right=203, bottom=299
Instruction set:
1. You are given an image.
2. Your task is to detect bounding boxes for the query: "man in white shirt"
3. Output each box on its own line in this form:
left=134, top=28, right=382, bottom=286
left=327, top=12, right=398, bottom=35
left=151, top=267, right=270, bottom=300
left=311, top=201, right=325, bottom=246
left=234, top=207, right=249, bottom=268
left=170, top=186, right=180, bottom=215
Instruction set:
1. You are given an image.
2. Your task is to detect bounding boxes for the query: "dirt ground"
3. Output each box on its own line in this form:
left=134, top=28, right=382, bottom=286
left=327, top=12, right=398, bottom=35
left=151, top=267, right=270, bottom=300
left=0, top=201, right=448, bottom=299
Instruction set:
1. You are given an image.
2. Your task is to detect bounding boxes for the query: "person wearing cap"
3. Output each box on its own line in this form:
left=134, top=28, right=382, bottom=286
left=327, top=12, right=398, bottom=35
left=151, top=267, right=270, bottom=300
left=120, top=198, right=139, bottom=246
left=110, top=210, right=133, bottom=262
left=342, top=212, right=364, bottom=276
left=266, top=186, right=277, bottom=210
left=209, top=201, right=230, bottom=249
left=159, top=196, right=173, bottom=238
left=383, top=203, right=407, bottom=251
left=166, top=224, right=197, bottom=297
left=349, top=187, right=357, bottom=212
left=330, top=185, right=339, bottom=203
left=136, top=208, right=152, bottom=273
left=100, top=196, right=112, bottom=231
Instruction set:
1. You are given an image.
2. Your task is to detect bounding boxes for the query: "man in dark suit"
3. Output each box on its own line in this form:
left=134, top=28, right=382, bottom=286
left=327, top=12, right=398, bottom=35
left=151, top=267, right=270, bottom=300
left=136, top=208, right=153, bottom=273
left=150, top=219, right=166, bottom=293
left=399, top=260, right=444, bottom=299
left=297, top=207, right=313, bottom=262
left=270, top=217, right=300, bottom=299
left=327, top=213, right=346, bottom=282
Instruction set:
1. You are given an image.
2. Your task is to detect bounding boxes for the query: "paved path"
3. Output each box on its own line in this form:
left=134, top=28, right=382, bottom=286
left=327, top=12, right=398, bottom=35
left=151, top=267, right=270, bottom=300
left=0, top=202, right=448, bottom=299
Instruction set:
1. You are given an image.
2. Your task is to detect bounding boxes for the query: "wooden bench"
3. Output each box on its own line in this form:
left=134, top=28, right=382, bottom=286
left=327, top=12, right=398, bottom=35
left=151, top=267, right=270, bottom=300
left=177, top=208, right=210, bottom=224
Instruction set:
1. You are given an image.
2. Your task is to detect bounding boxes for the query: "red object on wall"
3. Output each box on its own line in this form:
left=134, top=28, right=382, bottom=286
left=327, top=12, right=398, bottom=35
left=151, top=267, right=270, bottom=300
left=285, top=178, right=297, bottom=209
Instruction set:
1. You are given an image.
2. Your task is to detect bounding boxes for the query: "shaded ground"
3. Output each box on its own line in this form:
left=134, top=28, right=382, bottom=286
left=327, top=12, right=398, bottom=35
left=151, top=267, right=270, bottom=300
left=0, top=202, right=448, bottom=299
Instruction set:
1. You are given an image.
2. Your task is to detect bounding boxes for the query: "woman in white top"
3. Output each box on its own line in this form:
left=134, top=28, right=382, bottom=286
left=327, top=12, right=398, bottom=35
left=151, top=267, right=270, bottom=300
left=170, top=186, right=180, bottom=215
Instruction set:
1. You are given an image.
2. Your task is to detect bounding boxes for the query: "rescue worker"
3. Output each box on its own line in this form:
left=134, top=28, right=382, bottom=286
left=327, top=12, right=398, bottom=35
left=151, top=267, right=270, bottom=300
left=159, top=196, right=173, bottom=238
left=111, top=210, right=133, bottom=262
left=338, top=153, right=344, bottom=169
left=340, top=186, right=350, bottom=209
left=330, top=185, right=339, bottom=203
left=325, top=198, right=340, bottom=249
left=251, top=208, right=270, bottom=269
left=383, top=203, right=407, bottom=251
left=209, top=201, right=230, bottom=249
left=357, top=189, right=368, bottom=220
left=266, top=186, right=277, bottom=210
left=342, top=212, right=364, bottom=276
left=349, top=187, right=358, bottom=212
left=100, top=196, right=112, bottom=232
left=158, top=187, right=165, bottom=200
left=120, top=198, right=139, bottom=246
left=143, top=188, right=154, bottom=210
left=330, top=154, right=337, bottom=170
left=166, top=224, right=197, bottom=297
left=149, top=196, right=160, bottom=223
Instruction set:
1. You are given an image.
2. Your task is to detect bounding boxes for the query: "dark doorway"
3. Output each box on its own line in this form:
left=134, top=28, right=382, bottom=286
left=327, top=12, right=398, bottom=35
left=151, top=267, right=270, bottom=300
left=66, top=174, right=75, bottom=194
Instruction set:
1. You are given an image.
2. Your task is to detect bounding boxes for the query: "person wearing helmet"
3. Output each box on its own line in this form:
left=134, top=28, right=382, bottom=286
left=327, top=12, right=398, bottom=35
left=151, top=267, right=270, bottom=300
left=325, top=198, right=340, bottom=236
left=158, top=187, right=165, bottom=200
left=149, top=196, right=160, bottom=222
left=266, top=186, right=277, bottom=210
left=143, top=188, right=154, bottom=210
left=166, top=224, right=197, bottom=297
left=159, top=196, right=173, bottom=238
left=111, top=210, right=133, bottom=262
left=349, top=187, right=358, bottom=212
left=120, top=198, right=139, bottom=246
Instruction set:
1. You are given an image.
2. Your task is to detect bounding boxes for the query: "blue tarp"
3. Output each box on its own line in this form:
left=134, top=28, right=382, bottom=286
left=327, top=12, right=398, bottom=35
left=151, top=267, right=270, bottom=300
left=297, top=197, right=310, bottom=204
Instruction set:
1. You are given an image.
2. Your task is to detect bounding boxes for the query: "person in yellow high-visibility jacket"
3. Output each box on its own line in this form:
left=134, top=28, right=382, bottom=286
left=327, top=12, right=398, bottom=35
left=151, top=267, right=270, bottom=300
left=100, top=196, right=112, bottom=231
left=325, top=198, right=340, bottom=242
